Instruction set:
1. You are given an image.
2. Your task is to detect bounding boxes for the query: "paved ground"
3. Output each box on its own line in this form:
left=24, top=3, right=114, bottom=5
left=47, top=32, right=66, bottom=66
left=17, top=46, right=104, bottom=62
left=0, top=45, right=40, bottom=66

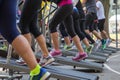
left=95, top=51, right=120, bottom=80
left=0, top=44, right=120, bottom=80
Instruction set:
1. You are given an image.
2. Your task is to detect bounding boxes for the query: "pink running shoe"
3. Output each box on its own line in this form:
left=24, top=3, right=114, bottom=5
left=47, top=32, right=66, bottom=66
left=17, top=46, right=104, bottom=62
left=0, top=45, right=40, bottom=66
left=50, top=50, right=62, bottom=57
left=72, top=52, right=88, bottom=61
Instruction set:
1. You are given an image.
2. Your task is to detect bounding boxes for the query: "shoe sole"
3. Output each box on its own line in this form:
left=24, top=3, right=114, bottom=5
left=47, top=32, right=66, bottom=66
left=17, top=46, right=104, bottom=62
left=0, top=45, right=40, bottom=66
left=16, top=62, right=27, bottom=66
left=72, top=55, right=88, bottom=61
left=40, top=72, right=51, bottom=80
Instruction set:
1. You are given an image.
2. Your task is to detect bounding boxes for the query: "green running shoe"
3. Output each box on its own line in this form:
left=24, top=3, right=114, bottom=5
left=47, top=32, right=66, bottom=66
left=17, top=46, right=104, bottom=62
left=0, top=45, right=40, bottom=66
left=64, top=45, right=72, bottom=51
left=85, top=44, right=94, bottom=54
left=0, top=45, right=7, bottom=51
left=101, top=39, right=106, bottom=50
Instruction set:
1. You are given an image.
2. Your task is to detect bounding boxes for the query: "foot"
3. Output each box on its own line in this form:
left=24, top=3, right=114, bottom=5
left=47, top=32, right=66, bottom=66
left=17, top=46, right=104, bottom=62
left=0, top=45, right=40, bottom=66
left=0, top=44, right=7, bottom=51
left=64, top=44, right=72, bottom=51
left=50, top=50, right=62, bottom=57
left=40, top=55, right=55, bottom=66
left=29, top=68, right=51, bottom=80
left=72, top=52, right=88, bottom=61
left=101, top=39, right=106, bottom=49
left=85, top=45, right=94, bottom=54
left=106, top=39, right=112, bottom=47
left=16, top=58, right=26, bottom=65
left=93, top=41, right=101, bottom=52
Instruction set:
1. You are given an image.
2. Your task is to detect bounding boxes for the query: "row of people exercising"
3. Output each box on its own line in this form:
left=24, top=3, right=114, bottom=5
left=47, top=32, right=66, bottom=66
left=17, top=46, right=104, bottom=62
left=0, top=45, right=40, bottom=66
left=0, top=0, right=110, bottom=80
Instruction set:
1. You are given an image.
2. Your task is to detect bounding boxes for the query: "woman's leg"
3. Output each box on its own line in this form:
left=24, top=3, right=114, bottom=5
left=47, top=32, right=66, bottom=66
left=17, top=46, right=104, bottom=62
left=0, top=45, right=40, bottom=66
left=0, top=0, right=50, bottom=79
left=63, top=15, right=84, bottom=53
left=49, top=4, right=73, bottom=52
left=20, top=0, right=54, bottom=66
left=98, top=19, right=109, bottom=39
left=63, top=15, right=87, bottom=61
left=19, top=0, right=42, bottom=45
left=72, top=9, right=89, bottom=48
left=29, top=13, right=49, bottom=58
left=80, top=19, right=95, bottom=44
left=59, top=23, right=71, bottom=49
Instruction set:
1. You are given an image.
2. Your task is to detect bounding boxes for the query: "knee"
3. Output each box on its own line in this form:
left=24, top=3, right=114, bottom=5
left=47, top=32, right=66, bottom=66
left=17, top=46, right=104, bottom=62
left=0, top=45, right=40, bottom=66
left=1, top=29, right=20, bottom=44
left=49, top=22, right=57, bottom=33
left=19, top=23, right=29, bottom=34
left=99, top=28, right=104, bottom=32
left=67, top=30, right=76, bottom=38
left=79, top=33, right=85, bottom=40
left=29, top=24, right=42, bottom=38
left=85, top=30, right=89, bottom=34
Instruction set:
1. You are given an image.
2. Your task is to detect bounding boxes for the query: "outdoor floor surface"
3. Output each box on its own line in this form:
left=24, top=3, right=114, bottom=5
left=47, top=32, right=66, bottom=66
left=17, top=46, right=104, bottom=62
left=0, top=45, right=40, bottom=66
left=0, top=44, right=120, bottom=80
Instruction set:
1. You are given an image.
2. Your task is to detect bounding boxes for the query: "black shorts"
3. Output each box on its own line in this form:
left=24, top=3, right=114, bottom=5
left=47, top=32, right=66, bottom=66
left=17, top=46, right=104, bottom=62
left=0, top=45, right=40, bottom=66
left=98, top=19, right=105, bottom=32
left=85, top=12, right=98, bottom=32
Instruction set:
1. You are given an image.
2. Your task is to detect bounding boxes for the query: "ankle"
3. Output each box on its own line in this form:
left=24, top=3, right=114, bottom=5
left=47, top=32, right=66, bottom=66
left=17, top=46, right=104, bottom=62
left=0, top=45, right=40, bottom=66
left=79, top=52, right=85, bottom=55
left=43, top=54, right=49, bottom=58
left=86, top=45, right=90, bottom=48
left=54, top=49, right=61, bottom=52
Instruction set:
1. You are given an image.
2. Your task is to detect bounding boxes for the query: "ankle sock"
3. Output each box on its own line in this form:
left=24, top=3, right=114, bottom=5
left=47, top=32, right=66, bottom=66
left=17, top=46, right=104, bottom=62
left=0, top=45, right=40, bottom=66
left=30, top=64, right=41, bottom=76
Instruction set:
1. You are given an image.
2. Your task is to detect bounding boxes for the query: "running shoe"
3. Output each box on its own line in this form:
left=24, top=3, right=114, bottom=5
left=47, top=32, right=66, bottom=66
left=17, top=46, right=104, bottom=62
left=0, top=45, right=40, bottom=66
left=16, top=58, right=27, bottom=65
left=72, top=45, right=76, bottom=49
left=64, top=45, right=72, bottom=51
left=93, top=41, right=101, bottom=52
left=101, top=39, right=106, bottom=49
left=29, top=68, right=51, bottom=80
left=106, top=39, right=112, bottom=47
left=0, top=45, right=7, bottom=51
left=85, top=44, right=94, bottom=54
left=40, top=55, right=55, bottom=66
left=72, top=52, right=88, bottom=61
left=50, top=50, right=62, bottom=57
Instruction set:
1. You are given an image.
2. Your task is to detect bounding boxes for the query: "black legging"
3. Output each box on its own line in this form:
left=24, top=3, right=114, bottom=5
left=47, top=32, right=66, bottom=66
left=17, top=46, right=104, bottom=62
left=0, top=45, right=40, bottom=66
left=75, top=0, right=95, bottom=44
left=80, top=19, right=95, bottom=44
left=59, top=7, right=85, bottom=41
left=59, top=23, right=68, bottom=38
left=72, top=7, right=85, bottom=40
left=19, top=0, right=42, bottom=38
left=49, top=4, right=76, bottom=38
left=85, top=12, right=98, bottom=32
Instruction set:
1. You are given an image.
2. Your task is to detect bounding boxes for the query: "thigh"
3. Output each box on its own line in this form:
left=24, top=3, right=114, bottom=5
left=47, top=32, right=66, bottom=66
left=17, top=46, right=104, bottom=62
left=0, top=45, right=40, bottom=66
left=0, top=0, right=20, bottom=43
left=20, top=0, right=42, bottom=27
left=50, top=4, right=73, bottom=27
left=79, top=20, right=85, bottom=31
left=0, top=1, right=1, bottom=6
left=89, top=13, right=97, bottom=32
left=0, top=0, right=17, bottom=32
left=59, top=23, right=69, bottom=37
left=29, top=13, right=42, bottom=38
left=98, top=19, right=105, bottom=30
left=85, top=13, right=93, bottom=30
left=63, top=15, right=76, bottom=38
left=0, top=0, right=2, bottom=4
